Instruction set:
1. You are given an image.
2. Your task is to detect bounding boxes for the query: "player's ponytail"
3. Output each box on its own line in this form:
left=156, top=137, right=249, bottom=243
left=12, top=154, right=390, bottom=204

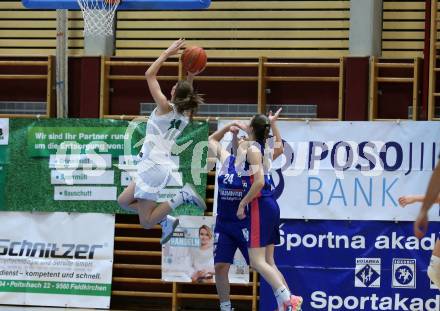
left=173, top=80, right=204, bottom=121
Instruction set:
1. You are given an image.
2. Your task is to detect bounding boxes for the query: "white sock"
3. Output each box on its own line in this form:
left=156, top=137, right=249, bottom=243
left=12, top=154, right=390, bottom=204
left=274, top=285, right=290, bottom=307
left=220, top=301, right=232, bottom=311
left=169, top=191, right=184, bottom=210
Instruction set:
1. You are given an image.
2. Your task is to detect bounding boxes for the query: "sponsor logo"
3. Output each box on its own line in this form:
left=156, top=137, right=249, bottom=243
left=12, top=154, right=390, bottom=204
left=355, top=258, right=381, bottom=288
left=392, top=258, right=416, bottom=289
left=289, top=140, right=436, bottom=177
left=0, top=239, right=104, bottom=259
left=277, top=231, right=437, bottom=251
left=278, top=230, right=366, bottom=250
left=311, top=291, right=440, bottom=311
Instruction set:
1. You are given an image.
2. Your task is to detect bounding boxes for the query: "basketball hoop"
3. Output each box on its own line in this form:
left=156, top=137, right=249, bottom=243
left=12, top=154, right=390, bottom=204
left=77, top=0, right=120, bottom=36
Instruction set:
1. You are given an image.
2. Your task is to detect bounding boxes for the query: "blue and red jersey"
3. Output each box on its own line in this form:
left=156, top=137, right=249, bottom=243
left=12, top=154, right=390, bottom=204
left=216, top=155, right=247, bottom=222
left=240, top=144, right=281, bottom=248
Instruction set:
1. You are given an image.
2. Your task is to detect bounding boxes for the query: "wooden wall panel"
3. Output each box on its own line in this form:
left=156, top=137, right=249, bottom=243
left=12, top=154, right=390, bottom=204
left=115, top=0, right=350, bottom=58
left=0, top=0, right=83, bottom=56
left=382, top=0, right=426, bottom=58
left=0, top=1, right=430, bottom=60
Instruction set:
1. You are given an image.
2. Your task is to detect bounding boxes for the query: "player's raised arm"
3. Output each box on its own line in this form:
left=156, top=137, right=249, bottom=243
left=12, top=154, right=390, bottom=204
left=209, top=122, right=240, bottom=164
left=145, top=39, right=185, bottom=114
left=186, top=70, right=195, bottom=86
left=236, top=146, right=264, bottom=220
left=268, top=108, right=284, bottom=160
left=399, top=195, right=440, bottom=207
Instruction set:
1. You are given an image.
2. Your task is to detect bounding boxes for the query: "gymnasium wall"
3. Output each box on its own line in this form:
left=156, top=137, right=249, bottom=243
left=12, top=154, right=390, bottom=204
left=0, top=1, right=84, bottom=55
left=105, top=59, right=342, bottom=119
left=0, top=0, right=427, bottom=59
left=0, top=56, right=48, bottom=102
left=115, top=0, right=350, bottom=58
left=382, top=0, right=426, bottom=58
left=0, top=1, right=432, bottom=121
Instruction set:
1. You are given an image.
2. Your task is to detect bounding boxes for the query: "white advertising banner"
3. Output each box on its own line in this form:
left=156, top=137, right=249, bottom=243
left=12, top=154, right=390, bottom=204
left=0, top=212, right=115, bottom=308
left=215, top=120, right=440, bottom=221
left=162, top=216, right=249, bottom=284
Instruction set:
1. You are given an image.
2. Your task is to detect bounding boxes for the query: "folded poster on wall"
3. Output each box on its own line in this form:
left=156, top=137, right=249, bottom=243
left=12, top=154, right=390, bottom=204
left=162, top=216, right=249, bottom=284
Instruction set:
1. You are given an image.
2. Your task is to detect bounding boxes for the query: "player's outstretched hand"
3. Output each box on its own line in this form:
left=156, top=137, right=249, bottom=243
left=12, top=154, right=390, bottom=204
left=268, top=107, right=282, bottom=124
left=230, top=125, right=240, bottom=136
left=165, top=38, right=185, bottom=57
left=235, top=121, right=251, bottom=135
left=398, top=196, right=416, bottom=207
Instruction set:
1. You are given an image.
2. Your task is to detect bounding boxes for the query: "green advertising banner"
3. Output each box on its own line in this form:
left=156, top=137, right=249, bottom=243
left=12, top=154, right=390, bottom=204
left=0, top=147, right=8, bottom=164
left=0, top=165, right=5, bottom=209
left=3, top=118, right=208, bottom=214
left=27, top=126, right=129, bottom=157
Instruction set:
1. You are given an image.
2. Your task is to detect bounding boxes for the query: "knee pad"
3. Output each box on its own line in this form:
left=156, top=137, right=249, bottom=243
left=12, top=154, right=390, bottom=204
left=427, top=255, right=440, bottom=288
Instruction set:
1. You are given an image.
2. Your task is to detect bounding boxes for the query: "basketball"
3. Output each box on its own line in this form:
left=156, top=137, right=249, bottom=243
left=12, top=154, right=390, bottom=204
left=181, top=46, right=207, bottom=74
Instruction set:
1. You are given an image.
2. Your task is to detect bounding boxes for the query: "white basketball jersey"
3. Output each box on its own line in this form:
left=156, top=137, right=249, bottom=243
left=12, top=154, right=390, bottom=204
left=139, top=104, right=188, bottom=163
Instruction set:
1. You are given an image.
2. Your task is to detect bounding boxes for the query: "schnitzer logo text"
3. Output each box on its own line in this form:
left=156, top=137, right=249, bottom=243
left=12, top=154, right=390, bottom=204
left=0, top=239, right=104, bottom=259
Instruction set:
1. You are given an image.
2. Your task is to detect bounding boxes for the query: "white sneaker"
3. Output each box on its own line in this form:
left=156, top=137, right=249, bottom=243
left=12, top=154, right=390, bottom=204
left=160, top=215, right=179, bottom=244
left=180, top=183, right=207, bottom=211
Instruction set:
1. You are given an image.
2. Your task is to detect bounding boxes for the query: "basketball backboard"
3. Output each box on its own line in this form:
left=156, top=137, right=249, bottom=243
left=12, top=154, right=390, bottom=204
left=22, top=0, right=211, bottom=10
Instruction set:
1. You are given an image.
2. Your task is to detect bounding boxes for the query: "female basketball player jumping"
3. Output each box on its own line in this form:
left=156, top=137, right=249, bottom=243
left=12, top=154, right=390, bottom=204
left=235, top=111, right=303, bottom=311
left=118, top=39, right=206, bottom=244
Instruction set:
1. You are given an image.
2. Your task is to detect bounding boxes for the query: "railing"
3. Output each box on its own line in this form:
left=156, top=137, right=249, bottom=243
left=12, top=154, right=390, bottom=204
left=0, top=56, right=55, bottom=118
left=264, top=57, right=344, bottom=120
left=100, top=56, right=345, bottom=120
left=369, top=57, right=420, bottom=120
left=429, top=0, right=440, bottom=120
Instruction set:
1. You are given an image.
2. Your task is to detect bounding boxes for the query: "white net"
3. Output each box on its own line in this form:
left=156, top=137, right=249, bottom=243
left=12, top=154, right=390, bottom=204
left=77, top=0, right=120, bottom=36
